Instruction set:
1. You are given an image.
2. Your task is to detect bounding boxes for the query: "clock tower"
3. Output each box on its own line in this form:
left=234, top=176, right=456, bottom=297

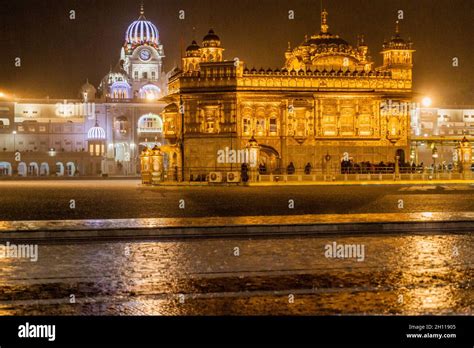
left=122, top=4, right=166, bottom=99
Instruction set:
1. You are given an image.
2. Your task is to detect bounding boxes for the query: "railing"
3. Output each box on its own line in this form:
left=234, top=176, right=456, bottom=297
left=141, top=166, right=473, bottom=185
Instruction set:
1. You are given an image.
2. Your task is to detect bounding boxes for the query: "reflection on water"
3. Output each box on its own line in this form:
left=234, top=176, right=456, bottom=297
left=0, top=233, right=471, bottom=315
left=393, top=236, right=467, bottom=314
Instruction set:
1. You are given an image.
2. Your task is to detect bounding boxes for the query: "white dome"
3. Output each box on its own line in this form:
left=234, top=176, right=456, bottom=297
left=87, top=122, right=106, bottom=140
left=125, top=5, right=159, bottom=46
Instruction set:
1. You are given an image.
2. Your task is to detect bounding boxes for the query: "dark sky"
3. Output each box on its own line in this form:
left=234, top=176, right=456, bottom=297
left=0, top=0, right=473, bottom=104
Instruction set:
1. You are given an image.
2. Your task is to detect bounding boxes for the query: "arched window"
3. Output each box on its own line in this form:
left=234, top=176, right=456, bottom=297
left=139, top=84, right=161, bottom=100
left=256, top=118, right=265, bottom=135
left=269, top=117, right=277, bottom=134
left=115, top=116, right=129, bottom=135
left=138, top=113, right=163, bottom=133
left=110, top=82, right=130, bottom=99
left=243, top=118, right=251, bottom=135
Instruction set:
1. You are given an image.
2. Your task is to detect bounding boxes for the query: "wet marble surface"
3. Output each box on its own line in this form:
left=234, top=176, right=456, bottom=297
left=0, top=180, right=473, bottom=221
left=0, top=212, right=473, bottom=233
left=0, top=233, right=471, bottom=315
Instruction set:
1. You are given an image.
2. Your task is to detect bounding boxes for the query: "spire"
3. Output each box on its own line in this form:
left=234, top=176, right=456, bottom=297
left=287, top=41, right=291, bottom=51
left=395, top=20, right=400, bottom=35
left=139, top=1, right=145, bottom=18
left=321, top=9, right=329, bottom=34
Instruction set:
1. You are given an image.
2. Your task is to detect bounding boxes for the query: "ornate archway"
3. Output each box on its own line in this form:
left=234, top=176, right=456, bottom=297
left=259, top=145, right=280, bottom=173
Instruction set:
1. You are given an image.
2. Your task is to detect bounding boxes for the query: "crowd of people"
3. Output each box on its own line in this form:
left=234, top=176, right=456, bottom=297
left=255, top=160, right=458, bottom=175
left=340, top=160, right=457, bottom=174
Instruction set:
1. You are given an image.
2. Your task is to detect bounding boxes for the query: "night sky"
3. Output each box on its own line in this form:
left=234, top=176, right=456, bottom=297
left=0, top=0, right=472, bottom=104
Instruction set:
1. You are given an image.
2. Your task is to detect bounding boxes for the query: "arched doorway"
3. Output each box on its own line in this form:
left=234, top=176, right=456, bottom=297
left=17, top=162, right=27, bottom=176
left=0, top=162, right=12, bottom=176
left=259, top=145, right=280, bottom=173
left=40, top=162, right=49, bottom=176
left=28, top=162, right=39, bottom=176
left=56, top=162, right=65, bottom=176
left=66, top=162, right=76, bottom=176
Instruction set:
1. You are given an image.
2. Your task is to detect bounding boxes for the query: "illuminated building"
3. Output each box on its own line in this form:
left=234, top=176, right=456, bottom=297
left=411, top=106, right=474, bottom=165
left=0, top=5, right=168, bottom=177
left=161, top=10, right=416, bottom=179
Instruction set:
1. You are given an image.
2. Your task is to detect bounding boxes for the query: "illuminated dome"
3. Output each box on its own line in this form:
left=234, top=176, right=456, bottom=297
left=284, top=9, right=373, bottom=71
left=304, top=9, right=356, bottom=59
left=87, top=122, right=106, bottom=140
left=202, top=29, right=221, bottom=47
left=383, top=21, right=413, bottom=50
left=79, top=79, right=96, bottom=100
left=125, top=4, right=159, bottom=46
left=186, top=40, right=201, bottom=56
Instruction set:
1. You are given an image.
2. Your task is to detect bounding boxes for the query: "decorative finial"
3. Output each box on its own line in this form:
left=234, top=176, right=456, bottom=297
left=360, top=34, right=365, bottom=45
left=395, top=20, right=400, bottom=34
left=304, top=34, right=308, bottom=42
left=321, top=9, right=329, bottom=34
left=140, top=2, right=145, bottom=16
left=287, top=41, right=291, bottom=51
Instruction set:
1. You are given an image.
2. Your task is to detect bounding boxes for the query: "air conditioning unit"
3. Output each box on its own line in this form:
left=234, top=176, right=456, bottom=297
left=208, top=172, right=223, bottom=183
left=226, top=171, right=241, bottom=183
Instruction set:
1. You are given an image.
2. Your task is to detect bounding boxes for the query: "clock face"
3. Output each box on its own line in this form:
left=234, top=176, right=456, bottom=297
left=140, top=49, right=151, bottom=61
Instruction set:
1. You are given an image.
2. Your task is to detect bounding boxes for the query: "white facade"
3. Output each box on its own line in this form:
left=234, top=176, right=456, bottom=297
left=411, top=107, right=474, bottom=137
left=0, top=4, right=169, bottom=177
left=99, top=5, right=167, bottom=101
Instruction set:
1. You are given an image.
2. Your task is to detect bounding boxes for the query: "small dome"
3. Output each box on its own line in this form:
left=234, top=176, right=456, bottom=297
left=186, top=40, right=200, bottom=52
left=383, top=21, right=413, bottom=50
left=125, top=4, right=159, bottom=46
left=100, top=60, right=130, bottom=89
left=202, top=29, right=221, bottom=47
left=87, top=122, right=106, bottom=140
left=79, top=80, right=96, bottom=100
left=185, top=40, right=201, bottom=57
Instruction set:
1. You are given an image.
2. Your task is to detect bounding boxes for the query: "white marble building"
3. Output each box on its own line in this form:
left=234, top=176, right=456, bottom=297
left=0, top=4, right=169, bottom=177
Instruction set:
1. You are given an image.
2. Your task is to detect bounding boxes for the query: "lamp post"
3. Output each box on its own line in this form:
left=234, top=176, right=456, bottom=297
left=246, top=135, right=259, bottom=182
left=12, top=130, right=16, bottom=152
left=179, top=95, right=185, bottom=182
left=458, top=137, right=472, bottom=179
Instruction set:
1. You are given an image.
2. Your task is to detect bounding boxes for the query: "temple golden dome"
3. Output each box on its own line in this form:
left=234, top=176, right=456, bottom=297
left=185, top=40, right=201, bottom=57
left=383, top=21, right=413, bottom=50
left=284, top=9, right=372, bottom=72
left=202, top=29, right=221, bottom=47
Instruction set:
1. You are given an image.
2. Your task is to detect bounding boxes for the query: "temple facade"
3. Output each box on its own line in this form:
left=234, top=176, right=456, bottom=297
left=161, top=10, right=416, bottom=180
